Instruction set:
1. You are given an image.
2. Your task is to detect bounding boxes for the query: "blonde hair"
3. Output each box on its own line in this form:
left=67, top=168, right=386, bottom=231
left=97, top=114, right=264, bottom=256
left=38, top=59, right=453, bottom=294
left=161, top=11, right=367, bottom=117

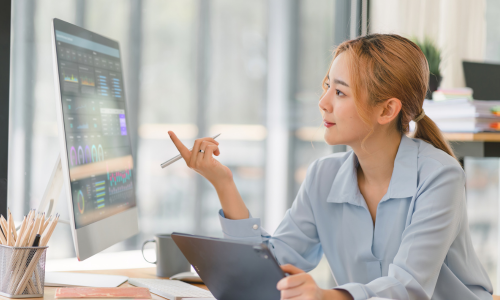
left=322, top=34, right=456, bottom=159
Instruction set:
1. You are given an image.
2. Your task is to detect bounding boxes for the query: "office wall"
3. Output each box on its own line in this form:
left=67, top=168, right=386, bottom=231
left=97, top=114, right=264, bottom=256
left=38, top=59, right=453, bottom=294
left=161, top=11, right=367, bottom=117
left=369, top=0, right=486, bottom=89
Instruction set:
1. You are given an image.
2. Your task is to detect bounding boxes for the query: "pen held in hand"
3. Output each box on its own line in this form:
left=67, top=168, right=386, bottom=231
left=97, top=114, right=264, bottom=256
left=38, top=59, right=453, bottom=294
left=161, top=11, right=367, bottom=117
left=160, top=133, right=221, bottom=168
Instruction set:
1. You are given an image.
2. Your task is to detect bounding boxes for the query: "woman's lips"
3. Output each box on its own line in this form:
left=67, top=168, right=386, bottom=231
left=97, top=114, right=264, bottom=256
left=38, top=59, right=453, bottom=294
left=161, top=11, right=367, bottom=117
left=324, top=121, right=335, bottom=128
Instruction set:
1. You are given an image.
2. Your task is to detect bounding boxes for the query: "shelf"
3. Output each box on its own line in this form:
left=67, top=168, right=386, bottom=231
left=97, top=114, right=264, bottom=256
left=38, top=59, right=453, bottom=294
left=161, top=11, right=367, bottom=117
left=442, top=133, right=500, bottom=142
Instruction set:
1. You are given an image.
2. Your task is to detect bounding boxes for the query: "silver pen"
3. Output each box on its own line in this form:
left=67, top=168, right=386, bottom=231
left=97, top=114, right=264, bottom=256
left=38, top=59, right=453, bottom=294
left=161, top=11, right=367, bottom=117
left=161, top=133, right=221, bottom=168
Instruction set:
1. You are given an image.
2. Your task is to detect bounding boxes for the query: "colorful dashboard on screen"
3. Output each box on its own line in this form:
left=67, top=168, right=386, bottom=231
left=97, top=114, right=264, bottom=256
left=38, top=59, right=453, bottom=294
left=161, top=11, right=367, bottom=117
left=53, top=20, right=136, bottom=229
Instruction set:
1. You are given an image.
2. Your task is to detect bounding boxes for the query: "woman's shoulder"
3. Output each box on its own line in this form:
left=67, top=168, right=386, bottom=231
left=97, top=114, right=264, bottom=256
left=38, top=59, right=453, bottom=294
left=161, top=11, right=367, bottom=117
left=413, top=138, right=459, bottom=167
left=412, top=138, right=465, bottom=184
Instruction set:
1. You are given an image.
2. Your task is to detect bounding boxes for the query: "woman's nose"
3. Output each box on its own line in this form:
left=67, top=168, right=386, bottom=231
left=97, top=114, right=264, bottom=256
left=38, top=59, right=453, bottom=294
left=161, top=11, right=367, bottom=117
left=318, top=91, right=333, bottom=113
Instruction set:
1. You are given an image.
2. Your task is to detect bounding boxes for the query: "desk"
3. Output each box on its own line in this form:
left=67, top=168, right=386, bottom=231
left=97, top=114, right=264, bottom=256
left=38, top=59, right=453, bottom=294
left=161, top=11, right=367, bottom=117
left=8, top=267, right=499, bottom=300
left=444, top=132, right=500, bottom=142
left=442, top=133, right=500, bottom=165
left=10, top=268, right=207, bottom=300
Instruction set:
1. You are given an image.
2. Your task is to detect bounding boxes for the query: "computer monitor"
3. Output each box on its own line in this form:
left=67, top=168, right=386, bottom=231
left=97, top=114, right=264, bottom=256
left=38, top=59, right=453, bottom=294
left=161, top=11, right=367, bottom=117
left=463, top=61, right=500, bottom=100
left=51, top=19, right=138, bottom=261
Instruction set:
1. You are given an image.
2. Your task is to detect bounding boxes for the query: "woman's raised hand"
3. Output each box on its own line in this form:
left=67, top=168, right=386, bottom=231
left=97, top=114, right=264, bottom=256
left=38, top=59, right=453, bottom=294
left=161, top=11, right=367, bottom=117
left=168, top=131, right=233, bottom=188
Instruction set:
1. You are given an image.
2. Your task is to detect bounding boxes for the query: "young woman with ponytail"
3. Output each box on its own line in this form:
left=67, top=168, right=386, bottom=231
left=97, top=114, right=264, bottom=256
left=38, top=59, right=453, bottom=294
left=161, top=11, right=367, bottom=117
left=168, top=34, right=493, bottom=299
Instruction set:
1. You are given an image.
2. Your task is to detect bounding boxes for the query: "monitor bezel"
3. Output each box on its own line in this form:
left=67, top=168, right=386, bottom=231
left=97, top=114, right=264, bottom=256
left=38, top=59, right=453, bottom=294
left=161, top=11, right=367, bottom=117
left=51, top=18, right=138, bottom=261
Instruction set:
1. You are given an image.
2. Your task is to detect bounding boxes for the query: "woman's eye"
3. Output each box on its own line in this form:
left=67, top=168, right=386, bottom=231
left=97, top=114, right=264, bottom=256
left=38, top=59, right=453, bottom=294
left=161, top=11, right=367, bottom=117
left=325, top=83, right=330, bottom=89
left=336, top=89, right=345, bottom=96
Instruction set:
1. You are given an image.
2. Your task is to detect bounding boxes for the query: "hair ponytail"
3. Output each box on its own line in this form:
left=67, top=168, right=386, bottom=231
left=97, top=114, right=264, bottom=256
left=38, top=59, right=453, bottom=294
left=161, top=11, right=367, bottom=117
left=414, top=115, right=456, bottom=159
left=328, top=34, right=457, bottom=160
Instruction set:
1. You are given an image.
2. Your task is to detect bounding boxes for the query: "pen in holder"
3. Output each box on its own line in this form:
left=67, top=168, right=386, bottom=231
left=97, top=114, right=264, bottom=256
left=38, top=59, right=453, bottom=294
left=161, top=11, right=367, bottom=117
left=0, top=245, right=48, bottom=298
left=0, top=209, right=59, bottom=298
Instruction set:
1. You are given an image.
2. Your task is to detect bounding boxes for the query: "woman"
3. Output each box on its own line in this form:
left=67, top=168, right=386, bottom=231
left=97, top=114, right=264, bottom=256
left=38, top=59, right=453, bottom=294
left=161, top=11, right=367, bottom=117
left=168, top=34, right=493, bottom=300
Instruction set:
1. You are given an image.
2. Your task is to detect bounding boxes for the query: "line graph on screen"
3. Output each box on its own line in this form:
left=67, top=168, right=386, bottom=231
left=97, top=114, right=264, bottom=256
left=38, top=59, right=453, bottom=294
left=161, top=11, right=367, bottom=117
left=107, top=162, right=132, bottom=186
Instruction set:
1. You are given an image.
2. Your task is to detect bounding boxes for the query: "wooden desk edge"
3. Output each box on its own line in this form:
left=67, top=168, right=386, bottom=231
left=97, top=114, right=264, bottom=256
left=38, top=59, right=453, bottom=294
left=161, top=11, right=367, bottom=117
left=407, top=132, right=500, bottom=142
left=443, top=133, right=500, bottom=142
left=3, top=268, right=498, bottom=300
left=0, top=268, right=207, bottom=300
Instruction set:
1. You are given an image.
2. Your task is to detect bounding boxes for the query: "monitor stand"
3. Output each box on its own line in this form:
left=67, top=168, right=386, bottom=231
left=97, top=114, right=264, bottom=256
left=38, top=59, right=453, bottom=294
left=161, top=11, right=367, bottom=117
left=35, top=155, right=128, bottom=287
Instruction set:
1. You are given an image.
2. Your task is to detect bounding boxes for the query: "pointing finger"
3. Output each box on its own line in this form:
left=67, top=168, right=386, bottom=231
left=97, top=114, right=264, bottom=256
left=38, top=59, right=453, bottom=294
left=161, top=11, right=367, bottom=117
left=168, top=131, right=191, bottom=162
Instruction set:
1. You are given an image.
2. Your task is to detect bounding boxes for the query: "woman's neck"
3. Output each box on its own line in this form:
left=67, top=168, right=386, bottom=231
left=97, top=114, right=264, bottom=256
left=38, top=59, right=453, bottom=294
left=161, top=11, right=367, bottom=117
left=352, top=130, right=402, bottom=187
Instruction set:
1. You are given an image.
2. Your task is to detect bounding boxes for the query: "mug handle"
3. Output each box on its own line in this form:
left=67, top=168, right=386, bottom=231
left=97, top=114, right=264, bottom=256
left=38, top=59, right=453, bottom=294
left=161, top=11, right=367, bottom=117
left=142, top=239, right=157, bottom=264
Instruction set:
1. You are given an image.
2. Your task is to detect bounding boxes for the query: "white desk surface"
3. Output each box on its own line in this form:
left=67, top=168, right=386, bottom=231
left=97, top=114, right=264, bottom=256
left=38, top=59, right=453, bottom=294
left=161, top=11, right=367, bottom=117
left=46, top=249, right=155, bottom=272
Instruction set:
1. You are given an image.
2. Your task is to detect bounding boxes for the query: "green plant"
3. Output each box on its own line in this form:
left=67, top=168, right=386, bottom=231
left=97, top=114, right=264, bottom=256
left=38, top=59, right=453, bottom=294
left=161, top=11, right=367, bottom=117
left=412, top=37, right=441, bottom=78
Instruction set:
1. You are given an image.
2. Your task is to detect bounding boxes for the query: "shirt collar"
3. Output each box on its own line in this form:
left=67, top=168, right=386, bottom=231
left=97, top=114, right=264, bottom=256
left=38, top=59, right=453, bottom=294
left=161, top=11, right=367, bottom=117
left=326, top=135, right=418, bottom=206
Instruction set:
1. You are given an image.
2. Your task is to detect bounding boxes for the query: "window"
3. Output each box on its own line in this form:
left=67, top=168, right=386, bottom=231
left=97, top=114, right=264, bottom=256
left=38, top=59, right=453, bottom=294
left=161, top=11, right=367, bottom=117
left=10, top=1, right=354, bottom=287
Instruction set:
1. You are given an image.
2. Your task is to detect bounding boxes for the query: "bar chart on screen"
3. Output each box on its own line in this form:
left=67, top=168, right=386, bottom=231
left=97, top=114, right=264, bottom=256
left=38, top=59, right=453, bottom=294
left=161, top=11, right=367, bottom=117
left=93, top=179, right=106, bottom=209
left=100, top=108, right=127, bottom=136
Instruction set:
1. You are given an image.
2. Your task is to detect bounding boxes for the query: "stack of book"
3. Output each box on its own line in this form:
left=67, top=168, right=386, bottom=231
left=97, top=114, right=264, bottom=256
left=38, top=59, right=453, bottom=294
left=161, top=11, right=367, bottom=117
left=411, top=98, right=500, bottom=133
left=432, top=87, right=473, bottom=101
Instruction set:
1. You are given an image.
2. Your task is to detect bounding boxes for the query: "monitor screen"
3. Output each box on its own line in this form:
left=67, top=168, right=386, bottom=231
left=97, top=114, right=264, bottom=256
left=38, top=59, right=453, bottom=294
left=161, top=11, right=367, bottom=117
left=53, top=19, right=136, bottom=229
left=463, top=61, right=500, bottom=100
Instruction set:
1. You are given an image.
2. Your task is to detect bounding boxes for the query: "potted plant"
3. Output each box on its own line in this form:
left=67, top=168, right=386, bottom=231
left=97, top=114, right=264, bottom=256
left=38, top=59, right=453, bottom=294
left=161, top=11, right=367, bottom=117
left=413, top=37, right=442, bottom=99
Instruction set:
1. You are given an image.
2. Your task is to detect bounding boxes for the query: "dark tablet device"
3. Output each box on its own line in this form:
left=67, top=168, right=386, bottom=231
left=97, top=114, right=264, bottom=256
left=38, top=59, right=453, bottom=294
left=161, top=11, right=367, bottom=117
left=171, top=232, right=285, bottom=300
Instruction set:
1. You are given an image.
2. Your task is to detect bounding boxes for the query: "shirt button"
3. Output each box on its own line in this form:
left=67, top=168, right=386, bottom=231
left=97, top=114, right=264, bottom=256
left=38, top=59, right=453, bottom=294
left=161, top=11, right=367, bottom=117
left=252, top=224, right=259, bottom=230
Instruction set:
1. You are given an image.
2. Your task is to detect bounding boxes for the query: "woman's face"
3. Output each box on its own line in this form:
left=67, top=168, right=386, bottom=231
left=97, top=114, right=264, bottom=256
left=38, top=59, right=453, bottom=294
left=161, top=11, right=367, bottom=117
left=318, top=53, right=373, bottom=147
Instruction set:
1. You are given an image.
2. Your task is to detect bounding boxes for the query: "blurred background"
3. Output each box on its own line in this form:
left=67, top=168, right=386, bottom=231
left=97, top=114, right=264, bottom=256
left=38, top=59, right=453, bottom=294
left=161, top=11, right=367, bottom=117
left=8, top=0, right=500, bottom=291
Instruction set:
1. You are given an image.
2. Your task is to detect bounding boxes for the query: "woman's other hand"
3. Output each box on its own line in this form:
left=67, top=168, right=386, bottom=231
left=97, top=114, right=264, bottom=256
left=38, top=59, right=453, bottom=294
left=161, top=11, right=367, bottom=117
left=277, top=265, right=353, bottom=300
left=168, top=131, right=233, bottom=189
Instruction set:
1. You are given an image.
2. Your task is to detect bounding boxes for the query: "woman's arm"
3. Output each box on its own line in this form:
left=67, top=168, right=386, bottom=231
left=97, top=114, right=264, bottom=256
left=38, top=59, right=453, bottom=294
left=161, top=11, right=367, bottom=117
left=212, top=177, right=249, bottom=220
left=170, top=131, right=323, bottom=271
left=168, top=131, right=248, bottom=220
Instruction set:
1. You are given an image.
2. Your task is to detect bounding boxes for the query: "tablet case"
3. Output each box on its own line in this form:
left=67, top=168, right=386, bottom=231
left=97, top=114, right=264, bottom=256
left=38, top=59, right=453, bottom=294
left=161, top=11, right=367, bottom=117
left=171, top=232, right=285, bottom=300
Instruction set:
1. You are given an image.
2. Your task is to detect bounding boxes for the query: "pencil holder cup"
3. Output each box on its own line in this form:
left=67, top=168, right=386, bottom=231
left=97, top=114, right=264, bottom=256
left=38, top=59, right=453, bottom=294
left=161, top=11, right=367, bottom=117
left=0, top=245, right=48, bottom=298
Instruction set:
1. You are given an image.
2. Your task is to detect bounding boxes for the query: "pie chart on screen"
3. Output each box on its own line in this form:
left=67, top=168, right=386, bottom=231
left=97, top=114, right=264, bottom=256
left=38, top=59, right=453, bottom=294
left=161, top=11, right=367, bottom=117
left=76, top=190, right=85, bottom=214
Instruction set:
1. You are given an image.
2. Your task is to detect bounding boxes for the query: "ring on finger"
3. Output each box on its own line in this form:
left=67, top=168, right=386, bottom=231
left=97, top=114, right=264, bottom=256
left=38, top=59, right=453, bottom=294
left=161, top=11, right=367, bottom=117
left=199, top=149, right=205, bottom=153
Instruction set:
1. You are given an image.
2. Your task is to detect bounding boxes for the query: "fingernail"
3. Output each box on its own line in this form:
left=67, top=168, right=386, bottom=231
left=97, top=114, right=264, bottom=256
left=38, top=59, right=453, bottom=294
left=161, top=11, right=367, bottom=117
left=168, top=132, right=172, bottom=137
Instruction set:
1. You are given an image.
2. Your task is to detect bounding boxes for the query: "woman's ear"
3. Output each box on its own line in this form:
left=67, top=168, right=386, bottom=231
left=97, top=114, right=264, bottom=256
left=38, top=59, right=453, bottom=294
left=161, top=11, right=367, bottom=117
left=378, top=98, right=402, bottom=125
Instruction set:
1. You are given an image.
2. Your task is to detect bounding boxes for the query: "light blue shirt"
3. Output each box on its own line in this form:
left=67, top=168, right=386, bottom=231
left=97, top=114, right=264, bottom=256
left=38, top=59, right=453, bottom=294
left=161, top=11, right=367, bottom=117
left=219, top=135, right=493, bottom=300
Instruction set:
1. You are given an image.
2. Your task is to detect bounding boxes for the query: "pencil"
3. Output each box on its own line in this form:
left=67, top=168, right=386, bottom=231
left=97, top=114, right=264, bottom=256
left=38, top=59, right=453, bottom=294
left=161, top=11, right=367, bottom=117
left=14, top=216, right=26, bottom=247
left=9, top=208, right=17, bottom=242
left=41, top=216, right=51, bottom=234
left=27, top=215, right=41, bottom=247
left=37, top=213, right=45, bottom=235
left=0, top=225, right=6, bottom=245
left=15, top=216, right=26, bottom=247
left=41, top=214, right=59, bottom=246
left=0, top=215, right=7, bottom=242
left=6, top=217, right=11, bottom=246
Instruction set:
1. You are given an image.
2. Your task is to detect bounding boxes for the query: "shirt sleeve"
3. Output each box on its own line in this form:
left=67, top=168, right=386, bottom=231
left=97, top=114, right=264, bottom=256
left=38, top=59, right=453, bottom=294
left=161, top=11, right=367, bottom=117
left=219, top=160, right=323, bottom=272
left=334, top=165, right=468, bottom=300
